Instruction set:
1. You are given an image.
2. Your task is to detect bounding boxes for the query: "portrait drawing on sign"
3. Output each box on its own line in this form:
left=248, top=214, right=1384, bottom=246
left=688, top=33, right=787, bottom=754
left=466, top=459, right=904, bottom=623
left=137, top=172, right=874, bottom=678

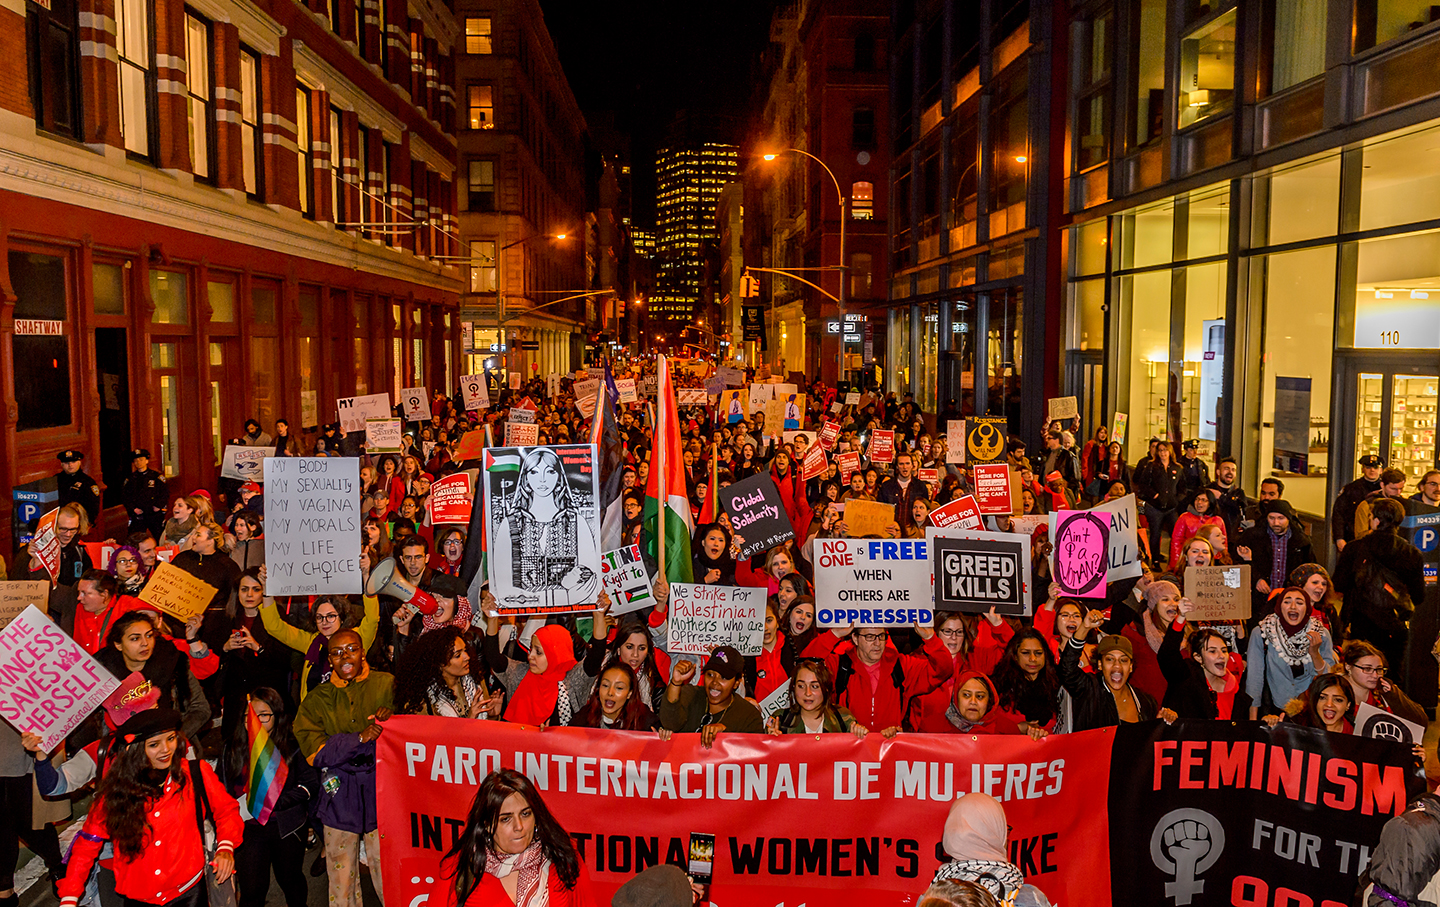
left=491, top=448, right=600, bottom=610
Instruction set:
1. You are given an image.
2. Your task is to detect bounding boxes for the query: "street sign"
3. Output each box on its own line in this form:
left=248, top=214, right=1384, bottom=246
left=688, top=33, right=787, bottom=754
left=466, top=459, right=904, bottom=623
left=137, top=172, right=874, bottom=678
left=517, top=340, right=540, bottom=351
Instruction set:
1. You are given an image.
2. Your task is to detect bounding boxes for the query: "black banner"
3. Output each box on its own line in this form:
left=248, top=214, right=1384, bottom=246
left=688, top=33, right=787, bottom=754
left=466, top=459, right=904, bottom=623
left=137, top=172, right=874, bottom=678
left=742, top=306, right=764, bottom=341
left=720, top=473, right=796, bottom=560
left=1108, top=720, right=1424, bottom=907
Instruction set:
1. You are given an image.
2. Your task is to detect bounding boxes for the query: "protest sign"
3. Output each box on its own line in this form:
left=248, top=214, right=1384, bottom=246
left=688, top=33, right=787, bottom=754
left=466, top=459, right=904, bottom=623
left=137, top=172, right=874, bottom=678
left=0, top=582, right=49, bottom=629
left=1053, top=511, right=1109, bottom=599
left=972, top=464, right=1013, bottom=515
left=640, top=377, right=657, bottom=398
left=505, top=421, right=539, bottom=446
left=835, top=451, right=861, bottom=483
left=928, top=496, right=983, bottom=530
left=704, top=375, right=726, bottom=396
left=667, top=583, right=765, bottom=655
left=509, top=373, right=521, bottom=390
left=917, top=467, right=939, bottom=486
left=1111, top=412, right=1128, bottom=445
left=946, top=420, right=966, bottom=463
left=483, top=444, right=601, bottom=616
left=1355, top=701, right=1427, bottom=745
left=336, top=392, right=391, bottom=433
left=800, top=444, right=826, bottom=481
left=0, top=606, right=120, bottom=752
left=587, top=367, right=604, bottom=379
left=139, top=561, right=218, bottom=621
left=460, top=374, right=490, bottom=411
left=365, top=418, right=403, bottom=453
left=717, top=366, right=744, bottom=386
left=574, top=379, right=602, bottom=418
left=678, top=388, right=708, bottom=406
left=763, top=397, right=786, bottom=437
left=869, top=430, right=895, bottom=464
left=830, top=402, right=843, bottom=414
left=599, top=545, right=654, bottom=616
left=221, top=444, right=268, bottom=481
left=1012, top=514, right=1047, bottom=536
left=102, top=671, right=162, bottom=726
left=1046, top=396, right=1078, bottom=423
left=30, top=509, right=60, bottom=580
left=757, top=684, right=791, bottom=721
left=844, top=392, right=860, bottom=405
left=928, top=527, right=1031, bottom=615
left=749, top=384, right=773, bottom=414
left=719, top=474, right=796, bottom=559
left=783, top=394, right=804, bottom=430
left=400, top=386, right=432, bottom=421
left=843, top=499, right=895, bottom=538
left=720, top=389, right=747, bottom=424
left=300, top=390, right=319, bottom=429
left=813, top=538, right=933, bottom=627
left=508, top=407, right=536, bottom=424
left=264, top=457, right=362, bottom=596
left=966, top=417, right=1007, bottom=464
left=1085, top=493, right=1143, bottom=581
left=615, top=378, right=638, bottom=405
left=1182, top=564, right=1252, bottom=621
left=452, top=428, right=486, bottom=462
left=428, top=473, right=473, bottom=525
left=547, top=374, right=563, bottom=399
left=818, top=420, right=841, bottom=450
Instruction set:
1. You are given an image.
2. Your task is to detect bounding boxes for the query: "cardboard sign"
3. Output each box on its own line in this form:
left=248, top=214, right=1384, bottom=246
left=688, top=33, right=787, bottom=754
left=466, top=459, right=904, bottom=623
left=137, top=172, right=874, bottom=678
left=615, top=378, right=638, bottom=405
left=365, top=418, right=403, bottom=453
left=844, top=499, right=896, bottom=538
left=1355, top=701, right=1427, bottom=746
left=428, top=473, right=473, bottom=525
left=221, top=444, right=268, bottom=481
left=1183, top=564, right=1252, bottom=622
left=678, top=388, right=709, bottom=406
left=300, top=390, right=319, bottom=429
left=0, top=606, right=121, bottom=752
left=946, top=421, right=967, bottom=464
left=574, top=379, right=601, bottom=419
left=139, top=561, right=218, bottom=621
left=720, top=389, right=747, bottom=424
left=337, top=392, right=391, bottom=433
left=599, top=545, right=654, bottom=616
left=762, top=397, right=785, bottom=438
left=717, top=367, right=744, bottom=387
left=929, top=496, right=983, bottom=530
left=800, top=444, right=827, bottom=481
left=836, top=451, right=861, bottom=483
left=1053, top=511, right=1109, bottom=599
left=505, top=421, right=539, bottom=446
left=928, top=528, right=1032, bottom=616
left=460, top=374, right=490, bottom=411
left=1047, top=396, right=1078, bottom=423
left=400, top=387, right=432, bottom=421
left=813, top=538, right=933, bottom=627
left=966, top=417, right=1007, bottom=465
left=818, top=421, right=841, bottom=451
left=0, top=582, right=49, bottom=629
left=845, top=392, right=860, bottom=406
left=1089, top=493, right=1143, bottom=581
left=720, top=474, right=796, bottom=559
left=972, top=463, right=1013, bottom=515
left=29, top=508, right=60, bottom=580
left=667, top=584, right=765, bottom=656
left=1111, top=412, right=1128, bottom=445
left=870, top=430, right=895, bottom=464
left=452, top=428, right=486, bottom=462
left=264, top=457, right=363, bottom=596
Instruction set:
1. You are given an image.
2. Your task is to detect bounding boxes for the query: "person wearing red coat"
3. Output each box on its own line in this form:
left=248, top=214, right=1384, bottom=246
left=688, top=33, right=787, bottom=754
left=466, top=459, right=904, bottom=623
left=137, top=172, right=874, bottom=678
left=1169, top=488, right=1227, bottom=567
left=59, top=709, right=242, bottom=907
left=769, top=453, right=813, bottom=544
left=908, top=611, right=1013, bottom=733
left=936, top=671, right=1024, bottom=735
left=807, top=625, right=954, bottom=733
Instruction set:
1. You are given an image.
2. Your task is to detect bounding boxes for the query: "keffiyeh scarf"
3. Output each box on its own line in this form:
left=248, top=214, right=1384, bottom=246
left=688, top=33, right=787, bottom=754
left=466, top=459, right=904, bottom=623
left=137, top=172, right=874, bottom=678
left=1256, top=612, right=1323, bottom=667
left=932, top=857, right=1025, bottom=904
left=485, top=842, right=550, bottom=907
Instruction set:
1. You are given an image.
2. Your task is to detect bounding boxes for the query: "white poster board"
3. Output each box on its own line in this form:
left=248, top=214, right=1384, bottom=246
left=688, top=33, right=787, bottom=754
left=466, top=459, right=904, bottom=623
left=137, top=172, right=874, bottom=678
left=365, top=418, right=403, bottom=453
left=400, top=387, right=431, bottom=421
left=221, top=444, right=269, bottom=481
left=336, top=392, right=391, bottom=433
left=264, top=457, right=362, bottom=596
left=599, top=545, right=654, bottom=616
left=460, top=374, right=490, bottom=412
left=946, top=420, right=966, bottom=464
left=667, top=583, right=765, bottom=656
left=0, top=606, right=121, bottom=752
left=813, top=538, right=933, bottom=627
left=615, top=378, right=638, bottom=405
left=505, top=421, right=539, bottom=446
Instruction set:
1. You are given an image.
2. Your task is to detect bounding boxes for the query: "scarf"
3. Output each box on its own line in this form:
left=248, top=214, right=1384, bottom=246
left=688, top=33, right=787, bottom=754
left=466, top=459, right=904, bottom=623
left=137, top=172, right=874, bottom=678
left=1142, top=610, right=1167, bottom=654
left=931, top=858, right=1025, bottom=903
left=1256, top=611, right=1322, bottom=667
left=944, top=672, right=1004, bottom=733
left=1268, top=527, right=1291, bottom=591
left=1211, top=670, right=1241, bottom=720
left=503, top=625, right=579, bottom=727
left=485, top=842, right=550, bottom=907
left=426, top=675, right=483, bottom=718
left=421, top=596, right=474, bottom=632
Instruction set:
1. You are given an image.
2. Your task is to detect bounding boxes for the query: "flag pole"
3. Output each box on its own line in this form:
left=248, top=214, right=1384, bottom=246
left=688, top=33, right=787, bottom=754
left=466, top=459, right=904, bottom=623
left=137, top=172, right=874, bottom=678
left=655, top=353, right=667, bottom=576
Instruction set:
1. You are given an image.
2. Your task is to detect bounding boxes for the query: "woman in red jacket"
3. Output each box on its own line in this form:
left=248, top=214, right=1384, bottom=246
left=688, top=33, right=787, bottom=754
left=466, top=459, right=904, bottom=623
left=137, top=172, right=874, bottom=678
left=58, top=708, right=241, bottom=907
left=768, top=451, right=813, bottom=541
left=432, top=769, right=597, bottom=907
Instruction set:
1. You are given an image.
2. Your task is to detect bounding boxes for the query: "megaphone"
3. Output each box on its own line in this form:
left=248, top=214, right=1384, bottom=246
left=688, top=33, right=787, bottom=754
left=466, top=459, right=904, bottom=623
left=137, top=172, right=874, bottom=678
left=366, top=558, right=438, bottom=615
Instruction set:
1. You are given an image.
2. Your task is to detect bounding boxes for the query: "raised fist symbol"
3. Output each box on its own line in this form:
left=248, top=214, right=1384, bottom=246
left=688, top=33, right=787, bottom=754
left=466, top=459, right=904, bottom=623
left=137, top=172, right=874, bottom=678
left=1372, top=721, right=1407, bottom=742
left=1151, top=808, right=1225, bottom=906
left=1163, top=819, right=1214, bottom=865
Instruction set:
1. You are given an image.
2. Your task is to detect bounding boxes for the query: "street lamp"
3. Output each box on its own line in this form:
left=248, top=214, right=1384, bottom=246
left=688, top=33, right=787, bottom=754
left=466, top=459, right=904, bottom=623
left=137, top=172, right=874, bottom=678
left=763, top=148, right=846, bottom=384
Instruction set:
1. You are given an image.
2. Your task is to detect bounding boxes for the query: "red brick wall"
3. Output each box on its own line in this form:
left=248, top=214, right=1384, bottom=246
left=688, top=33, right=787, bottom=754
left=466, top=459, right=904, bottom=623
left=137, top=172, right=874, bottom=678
left=0, top=9, right=34, bottom=118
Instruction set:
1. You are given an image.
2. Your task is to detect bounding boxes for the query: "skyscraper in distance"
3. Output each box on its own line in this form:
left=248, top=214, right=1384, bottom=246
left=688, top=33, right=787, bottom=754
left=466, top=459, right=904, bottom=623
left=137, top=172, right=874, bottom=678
left=651, top=142, right=740, bottom=322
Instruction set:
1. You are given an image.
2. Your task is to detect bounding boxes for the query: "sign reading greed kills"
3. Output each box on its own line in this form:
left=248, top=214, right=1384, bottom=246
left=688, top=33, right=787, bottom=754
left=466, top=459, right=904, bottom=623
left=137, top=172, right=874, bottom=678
left=667, top=584, right=765, bottom=656
left=599, top=545, right=654, bottom=616
left=0, top=606, right=121, bottom=752
left=813, top=539, right=933, bottom=627
left=264, top=457, right=362, bottom=597
left=719, top=474, right=796, bottom=560
left=428, top=473, right=473, bottom=525
left=927, top=528, right=1031, bottom=615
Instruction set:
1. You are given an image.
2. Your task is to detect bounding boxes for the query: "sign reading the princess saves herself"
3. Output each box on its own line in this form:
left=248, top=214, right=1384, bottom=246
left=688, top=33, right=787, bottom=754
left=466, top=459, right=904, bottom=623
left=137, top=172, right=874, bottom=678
left=719, top=474, right=795, bottom=560
left=813, top=539, right=933, bottom=627
left=0, top=606, right=121, bottom=752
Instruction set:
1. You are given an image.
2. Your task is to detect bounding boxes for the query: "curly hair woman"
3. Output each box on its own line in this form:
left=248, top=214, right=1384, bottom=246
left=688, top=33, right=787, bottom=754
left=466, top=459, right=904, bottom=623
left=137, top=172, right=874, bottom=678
left=430, top=769, right=596, bottom=907
left=989, top=627, right=1062, bottom=732
left=394, top=626, right=501, bottom=719
left=58, top=709, right=242, bottom=907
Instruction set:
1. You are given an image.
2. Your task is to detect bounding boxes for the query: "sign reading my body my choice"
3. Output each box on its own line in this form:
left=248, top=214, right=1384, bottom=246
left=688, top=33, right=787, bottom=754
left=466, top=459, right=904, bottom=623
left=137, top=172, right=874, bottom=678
left=264, top=457, right=362, bottom=597
left=720, top=473, right=796, bottom=560
left=814, top=538, right=933, bottom=627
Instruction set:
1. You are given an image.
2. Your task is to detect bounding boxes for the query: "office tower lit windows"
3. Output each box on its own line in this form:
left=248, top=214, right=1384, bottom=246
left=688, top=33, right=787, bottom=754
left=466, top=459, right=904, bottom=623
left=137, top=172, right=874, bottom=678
left=652, top=142, right=739, bottom=322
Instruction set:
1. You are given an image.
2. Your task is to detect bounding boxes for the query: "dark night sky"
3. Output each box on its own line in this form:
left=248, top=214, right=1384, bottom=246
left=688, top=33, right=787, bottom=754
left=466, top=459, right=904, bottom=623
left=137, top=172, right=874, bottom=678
left=537, top=0, right=778, bottom=226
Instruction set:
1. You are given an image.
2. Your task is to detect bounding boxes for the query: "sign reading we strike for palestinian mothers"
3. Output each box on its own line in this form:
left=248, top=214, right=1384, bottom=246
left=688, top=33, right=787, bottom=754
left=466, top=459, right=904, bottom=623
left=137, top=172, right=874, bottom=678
left=0, top=606, right=121, bottom=751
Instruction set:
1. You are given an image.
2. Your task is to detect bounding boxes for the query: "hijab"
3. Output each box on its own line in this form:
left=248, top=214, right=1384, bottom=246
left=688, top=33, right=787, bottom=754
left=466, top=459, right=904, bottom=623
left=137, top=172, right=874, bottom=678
left=943, top=671, right=1007, bottom=735
left=503, top=625, right=580, bottom=726
left=934, top=791, right=1026, bottom=901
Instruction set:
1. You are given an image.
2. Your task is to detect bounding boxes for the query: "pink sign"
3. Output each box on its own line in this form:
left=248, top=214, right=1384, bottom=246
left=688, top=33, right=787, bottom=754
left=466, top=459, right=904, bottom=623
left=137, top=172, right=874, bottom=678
left=0, top=606, right=121, bottom=751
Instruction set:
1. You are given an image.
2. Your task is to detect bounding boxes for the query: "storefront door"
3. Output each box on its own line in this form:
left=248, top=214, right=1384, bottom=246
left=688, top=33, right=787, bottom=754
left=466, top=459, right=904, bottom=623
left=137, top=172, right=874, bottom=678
left=1333, top=352, right=1440, bottom=490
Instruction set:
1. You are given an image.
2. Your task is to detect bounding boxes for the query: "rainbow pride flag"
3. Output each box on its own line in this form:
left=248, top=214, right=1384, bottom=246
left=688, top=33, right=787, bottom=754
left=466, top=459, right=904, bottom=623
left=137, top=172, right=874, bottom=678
left=245, top=699, right=289, bottom=825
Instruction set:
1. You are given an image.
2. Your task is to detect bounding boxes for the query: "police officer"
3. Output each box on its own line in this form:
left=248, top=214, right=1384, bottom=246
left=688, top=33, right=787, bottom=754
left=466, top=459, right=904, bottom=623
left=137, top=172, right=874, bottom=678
left=55, top=449, right=101, bottom=525
left=1176, top=439, right=1211, bottom=502
left=121, top=448, right=167, bottom=537
left=1332, top=454, right=1383, bottom=552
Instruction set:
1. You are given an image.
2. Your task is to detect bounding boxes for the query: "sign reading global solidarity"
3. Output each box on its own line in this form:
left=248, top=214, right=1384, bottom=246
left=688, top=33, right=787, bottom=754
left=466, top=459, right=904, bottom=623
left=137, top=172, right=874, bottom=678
left=813, top=539, right=933, bottom=627
left=719, top=473, right=796, bottom=560
left=927, top=528, right=1032, bottom=615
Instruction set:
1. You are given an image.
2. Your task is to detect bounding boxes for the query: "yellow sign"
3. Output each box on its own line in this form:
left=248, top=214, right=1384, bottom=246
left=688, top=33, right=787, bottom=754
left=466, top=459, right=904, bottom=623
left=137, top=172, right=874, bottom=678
left=0, top=581, right=49, bottom=628
left=139, top=562, right=218, bottom=622
left=966, top=417, right=1007, bottom=464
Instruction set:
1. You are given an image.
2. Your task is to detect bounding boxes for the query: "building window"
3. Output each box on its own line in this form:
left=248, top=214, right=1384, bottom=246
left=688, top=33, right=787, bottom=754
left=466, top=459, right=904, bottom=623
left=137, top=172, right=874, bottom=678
left=852, top=107, right=875, bottom=148
left=239, top=48, right=261, bottom=196
left=1129, top=0, right=1167, bottom=148
left=465, top=17, right=492, bottom=54
left=850, top=252, right=873, bottom=298
left=1354, top=0, right=1440, bottom=51
left=470, top=240, right=496, bottom=292
left=26, top=0, right=81, bottom=138
left=851, top=180, right=874, bottom=220
left=1178, top=8, right=1237, bottom=129
left=115, top=0, right=154, bottom=157
left=381, top=143, right=395, bottom=246
left=330, top=107, right=344, bottom=225
left=9, top=251, right=73, bottom=432
left=296, top=86, right=313, bottom=216
left=184, top=11, right=213, bottom=180
left=468, top=84, right=494, bottom=129
left=468, top=159, right=495, bottom=210
left=1074, top=9, right=1112, bottom=171
left=357, top=125, right=373, bottom=237
left=1268, top=0, right=1327, bottom=93
left=853, top=31, right=874, bottom=71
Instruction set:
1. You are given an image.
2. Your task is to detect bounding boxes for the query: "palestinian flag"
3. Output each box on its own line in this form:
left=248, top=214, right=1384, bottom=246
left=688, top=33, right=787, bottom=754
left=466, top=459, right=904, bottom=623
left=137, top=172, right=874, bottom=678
left=643, top=355, right=694, bottom=584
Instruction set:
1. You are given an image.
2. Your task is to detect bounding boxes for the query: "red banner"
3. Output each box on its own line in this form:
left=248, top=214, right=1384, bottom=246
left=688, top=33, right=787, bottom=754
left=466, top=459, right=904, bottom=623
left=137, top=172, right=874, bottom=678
left=376, top=717, right=1113, bottom=905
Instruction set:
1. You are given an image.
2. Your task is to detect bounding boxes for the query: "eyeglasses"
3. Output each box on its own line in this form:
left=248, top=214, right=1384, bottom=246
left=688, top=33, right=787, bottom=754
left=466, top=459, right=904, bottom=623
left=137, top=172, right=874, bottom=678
left=116, top=557, right=138, bottom=566
left=315, top=613, right=341, bottom=623
left=856, top=632, right=888, bottom=643
left=937, top=628, right=967, bottom=639
left=1352, top=664, right=1386, bottom=676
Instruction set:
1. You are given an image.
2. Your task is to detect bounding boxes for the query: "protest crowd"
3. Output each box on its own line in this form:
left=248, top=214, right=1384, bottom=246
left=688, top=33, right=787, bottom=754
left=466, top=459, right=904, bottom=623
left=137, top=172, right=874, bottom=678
left=4, top=356, right=1440, bottom=907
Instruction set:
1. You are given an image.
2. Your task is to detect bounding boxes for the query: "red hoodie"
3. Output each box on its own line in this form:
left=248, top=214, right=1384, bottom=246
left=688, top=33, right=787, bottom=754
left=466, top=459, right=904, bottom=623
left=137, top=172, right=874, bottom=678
left=818, top=634, right=954, bottom=732
left=937, top=671, right=1022, bottom=735
left=908, top=620, right=1013, bottom=733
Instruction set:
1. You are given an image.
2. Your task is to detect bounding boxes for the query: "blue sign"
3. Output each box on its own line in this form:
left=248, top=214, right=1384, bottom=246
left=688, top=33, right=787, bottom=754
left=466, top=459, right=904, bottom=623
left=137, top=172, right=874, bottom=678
left=1418, top=527, right=1440, bottom=553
